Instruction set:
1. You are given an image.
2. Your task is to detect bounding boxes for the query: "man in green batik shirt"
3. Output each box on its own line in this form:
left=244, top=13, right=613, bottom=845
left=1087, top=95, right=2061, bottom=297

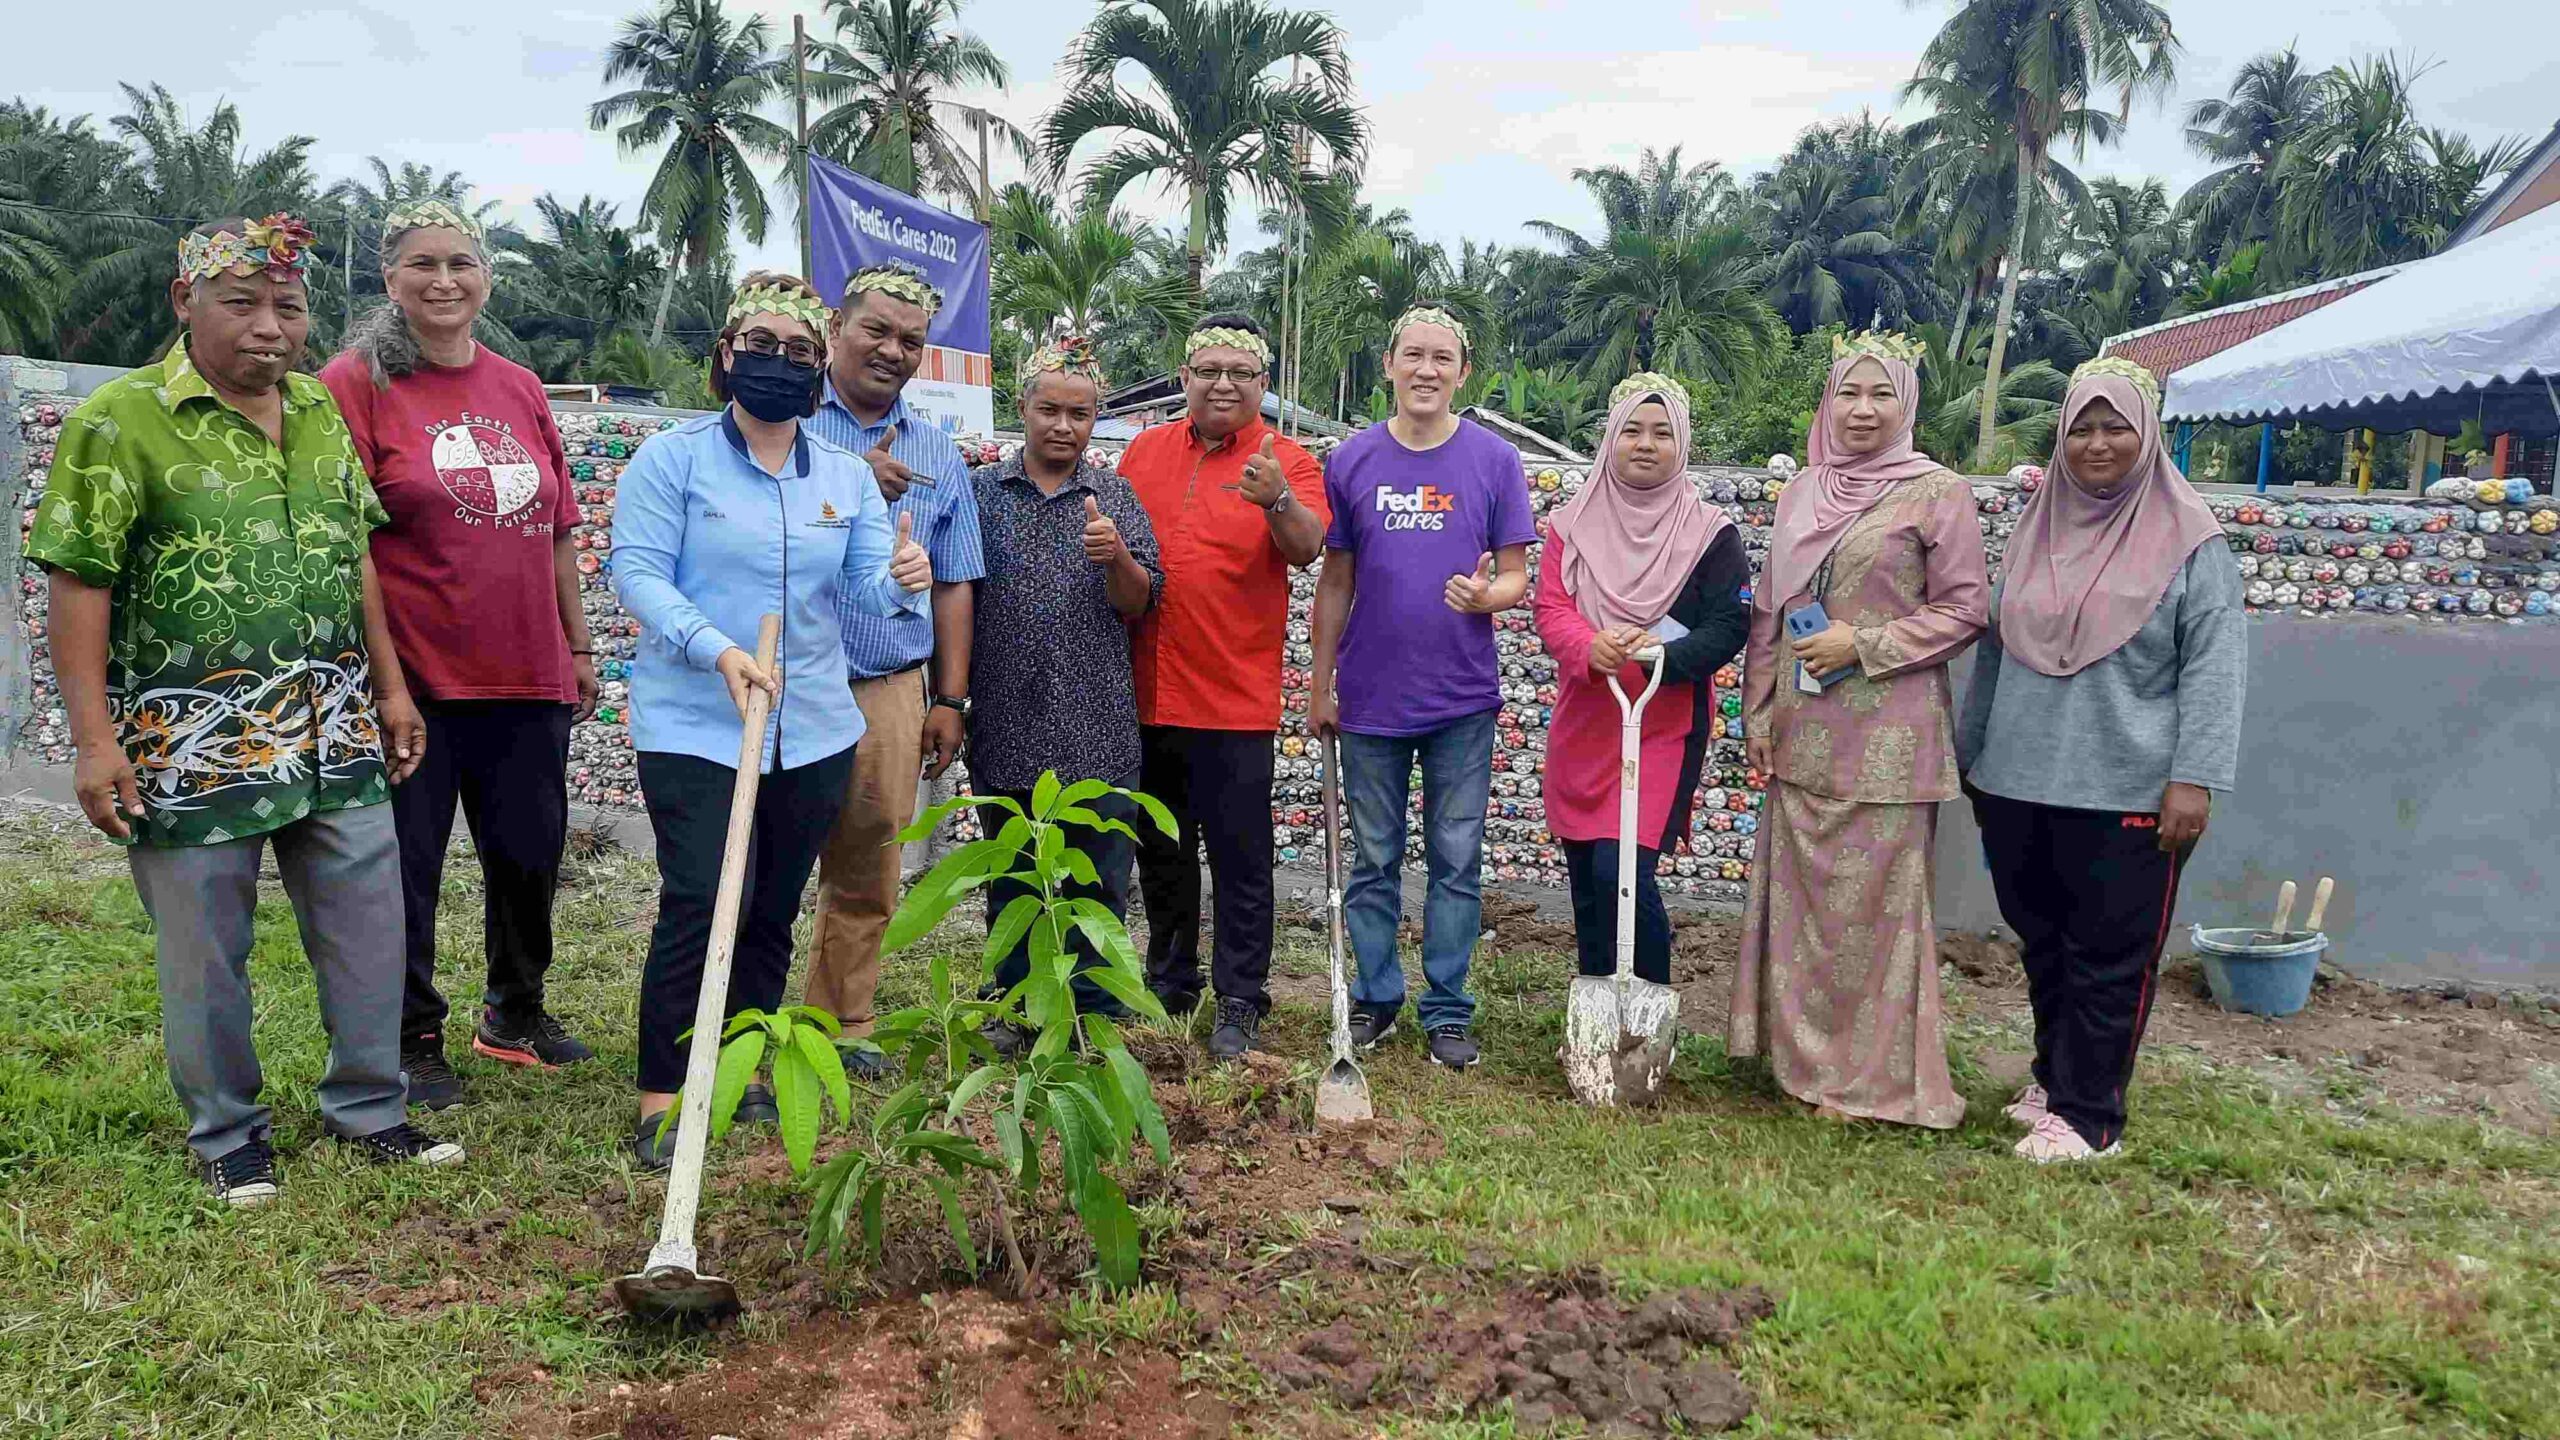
left=28, top=214, right=466, bottom=1207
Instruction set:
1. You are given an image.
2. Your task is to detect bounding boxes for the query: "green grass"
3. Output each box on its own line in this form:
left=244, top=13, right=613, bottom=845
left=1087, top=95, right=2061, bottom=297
left=0, top=809, right=2554, bottom=1438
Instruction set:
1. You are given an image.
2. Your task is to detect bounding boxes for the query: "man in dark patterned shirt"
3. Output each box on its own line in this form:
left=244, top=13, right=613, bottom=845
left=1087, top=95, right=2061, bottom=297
left=968, top=339, right=1164, bottom=1055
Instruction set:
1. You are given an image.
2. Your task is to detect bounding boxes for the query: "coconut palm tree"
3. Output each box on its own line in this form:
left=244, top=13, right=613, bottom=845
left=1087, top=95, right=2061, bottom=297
left=1755, top=159, right=1907, bottom=332
left=805, top=0, right=1028, bottom=216
left=1553, top=223, right=1783, bottom=387
left=1039, top=0, right=1368, bottom=292
left=590, top=0, right=790, bottom=344
left=2064, top=176, right=2180, bottom=341
left=2175, top=48, right=2316, bottom=266
left=1529, top=146, right=1739, bottom=256
left=1905, top=0, right=2177, bottom=466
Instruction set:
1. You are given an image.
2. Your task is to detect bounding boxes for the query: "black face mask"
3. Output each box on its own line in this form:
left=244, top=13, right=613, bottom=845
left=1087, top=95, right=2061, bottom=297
left=725, top=349, right=823, bottom=423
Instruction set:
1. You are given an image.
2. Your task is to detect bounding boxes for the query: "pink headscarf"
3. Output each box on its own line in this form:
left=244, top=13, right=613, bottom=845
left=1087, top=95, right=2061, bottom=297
left=1550, top=381, right=1730, bottom=630
left=1998, top=372, right=2223, bottom=676
left=1765, top=354, right=1941, bottom=605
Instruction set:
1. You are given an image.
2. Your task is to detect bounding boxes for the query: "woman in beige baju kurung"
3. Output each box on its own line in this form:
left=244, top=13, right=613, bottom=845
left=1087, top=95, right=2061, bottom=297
left=1728, top=339, right=1990, bottom=1128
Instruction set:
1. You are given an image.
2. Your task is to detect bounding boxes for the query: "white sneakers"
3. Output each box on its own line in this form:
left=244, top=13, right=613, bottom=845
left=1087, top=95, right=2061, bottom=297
left=2002, top=1082, right=2050, bottom=1127
left=2014, top=1111, right=2121, bottom=1164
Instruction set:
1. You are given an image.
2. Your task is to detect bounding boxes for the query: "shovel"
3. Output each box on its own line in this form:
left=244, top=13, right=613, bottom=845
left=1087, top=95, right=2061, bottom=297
left=1561, top=646, right=1680, bottom=1107
left=615, top=614, right=780, bottom=1321
left=1314, top=733, right=1373, bottom=1125
left=2252, top=879, right=2299, bottom=945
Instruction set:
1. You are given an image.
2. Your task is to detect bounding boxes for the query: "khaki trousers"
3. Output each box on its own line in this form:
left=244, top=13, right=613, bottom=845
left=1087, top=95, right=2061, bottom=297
left=808, top=668, right=928, bottom=1032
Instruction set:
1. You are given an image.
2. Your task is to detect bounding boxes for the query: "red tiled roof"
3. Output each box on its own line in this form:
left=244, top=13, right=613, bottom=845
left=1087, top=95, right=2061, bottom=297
left=2106, top=279, right=2387, bottom=379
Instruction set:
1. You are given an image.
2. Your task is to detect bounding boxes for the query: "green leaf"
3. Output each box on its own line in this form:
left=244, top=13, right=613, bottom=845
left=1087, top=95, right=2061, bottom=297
left=805, top=1151, right=861, bottom=1261
left=930, top=1174, right=978, bottom=1275
left=1053, top=805, right=1138, bottom=841
left=983, top=894, right=1042, bottom=972
left=899, top=790, right=1006, bottom=844
left=884, top=836, right=1016, bottom=954
left=1053, top=777, right=1114, bottom=813
left=1031, top=770, right=1063, bottom=820
left=945, top=1063, right=1003, bottom=1122
left=1056, top=899, right=1147, bottom=985
left=1080, top=1011, right=1124, bottom=1055
left=859, top=1174, right=887, bottom=1260
left=1120, top=786, right=1180, bottom=841
left=710, top=1029, right=766, bottom=1141
left=1065, top=1071, right=1134, bottom=1152
left=993, top=1106, right=1027, bottom=1176
left=718, top=1009, right=771, bottom=1040
left=772, top=1043, right=822, bottom=1177
left=795, top=1023, right=852, bottom=1127
left=782, top=1005, right=843, bottom=1037
left=827, top=1156, right=872, bottom=1265
left=872, top=1080, right=925, bottom=1141
left=1058, top=845, right=1099, bottom=888
left=1035, top=824, right=1065, bottom=878
left=1048, top=1082, right=1102, bottom=1198
left=1075, top=1171, right=1142, bottom=1289
left=1082, top=964, right=1165, bottom=1024
left=1107, top=1048, right=1173, bottom=1167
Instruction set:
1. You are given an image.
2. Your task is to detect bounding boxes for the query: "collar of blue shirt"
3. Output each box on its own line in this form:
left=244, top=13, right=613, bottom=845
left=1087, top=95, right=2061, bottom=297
left=719, top=406, right=811, bottom=478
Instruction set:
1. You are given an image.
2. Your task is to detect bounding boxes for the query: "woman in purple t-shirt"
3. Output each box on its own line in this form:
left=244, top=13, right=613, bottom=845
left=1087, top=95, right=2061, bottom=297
left=1310, top=305, right=1536, bottom=1071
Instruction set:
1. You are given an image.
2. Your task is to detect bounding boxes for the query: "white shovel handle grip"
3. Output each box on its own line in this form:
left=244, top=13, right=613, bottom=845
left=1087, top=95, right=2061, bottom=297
left=1606, top=645, right=1667, bottom=717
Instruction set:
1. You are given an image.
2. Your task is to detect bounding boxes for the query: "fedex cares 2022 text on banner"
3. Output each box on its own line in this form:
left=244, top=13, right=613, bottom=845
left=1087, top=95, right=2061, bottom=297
left=805, top=154, right=995, bottom=439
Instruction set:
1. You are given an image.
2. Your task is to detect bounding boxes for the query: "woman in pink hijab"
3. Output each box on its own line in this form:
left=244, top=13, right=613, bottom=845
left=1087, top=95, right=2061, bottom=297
left=1536, top=374, right=1750, bottom=991
left=1956, top=358, right=2244, bottom=1163
left=1728, top=332, right=1989, bottom=1129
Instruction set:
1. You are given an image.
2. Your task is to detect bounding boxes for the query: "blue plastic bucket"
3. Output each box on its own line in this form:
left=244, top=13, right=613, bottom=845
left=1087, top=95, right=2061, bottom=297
left=2190, top=925, right=2328, bottom=1017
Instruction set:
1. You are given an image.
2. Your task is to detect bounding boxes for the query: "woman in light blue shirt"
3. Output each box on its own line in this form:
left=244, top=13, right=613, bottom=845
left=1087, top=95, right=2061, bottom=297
left=611, top=272, right=931, bottom=1168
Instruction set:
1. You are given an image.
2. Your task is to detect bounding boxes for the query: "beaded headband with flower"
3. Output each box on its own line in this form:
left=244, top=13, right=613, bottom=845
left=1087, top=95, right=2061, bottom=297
left=1184, top=325, right=1272, bottom=369
left=2069, top=355, right=2162, bottom=409
left=177, top=213, right=317, bottom=285
left=382, top=198, right=485, bottom=244
left=1609, top=371, right=1688, bottom=410
left=1388, top=305, right=1471, bottom=356
left=1832, top=329, right=1926, bottom=368
left=726, top=282, right=831, bottom=335
left=842, top=260, right=944, bottom=317
left=1021, top=334, right=1105, bottom=390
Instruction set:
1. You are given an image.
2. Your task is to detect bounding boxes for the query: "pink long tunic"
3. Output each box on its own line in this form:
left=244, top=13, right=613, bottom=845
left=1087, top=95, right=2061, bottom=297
left=1536, top=542, right=1703, bottom=845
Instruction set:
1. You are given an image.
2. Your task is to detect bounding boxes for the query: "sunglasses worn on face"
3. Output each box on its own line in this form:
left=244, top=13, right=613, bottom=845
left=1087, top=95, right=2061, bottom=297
left=736, top=327, right=824, bottom=369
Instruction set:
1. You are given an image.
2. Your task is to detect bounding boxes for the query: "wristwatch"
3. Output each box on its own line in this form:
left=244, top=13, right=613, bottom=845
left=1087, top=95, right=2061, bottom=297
left=1264, top=487, right=1295, bottom=516
left=930, top=694, right=971, bottom=718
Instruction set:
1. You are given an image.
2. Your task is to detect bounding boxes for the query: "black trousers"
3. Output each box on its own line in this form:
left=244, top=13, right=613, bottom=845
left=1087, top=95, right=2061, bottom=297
left=392, top=700, right=574, bottom=1040
left=1135, top=726, right=1277, bottom=1012
left=634, top=745, right=856, bottom=1093
left=1561, top=839, right=1672, bottom=985
left=982, top=787, right=1137, bottom=1018
left=1970, top=787, right=2191, bottom=1150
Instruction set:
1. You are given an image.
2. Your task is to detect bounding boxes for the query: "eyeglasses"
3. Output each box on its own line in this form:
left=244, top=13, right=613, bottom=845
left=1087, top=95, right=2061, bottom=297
left=735, top=327, right=824, bottom=369
left=1187, top=365, right=1265, bottom=387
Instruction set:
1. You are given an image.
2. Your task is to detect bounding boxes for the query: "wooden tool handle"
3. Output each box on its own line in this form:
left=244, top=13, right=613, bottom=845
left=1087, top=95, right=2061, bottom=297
left=2269, top=880, right=2298, bottom=936
left=2304, top=876, right=2335, bottom=932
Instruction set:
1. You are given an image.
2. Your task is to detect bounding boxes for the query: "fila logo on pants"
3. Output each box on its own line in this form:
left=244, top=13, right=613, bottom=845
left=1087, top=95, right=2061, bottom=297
left=1374, top=484, right=1459, bottom=531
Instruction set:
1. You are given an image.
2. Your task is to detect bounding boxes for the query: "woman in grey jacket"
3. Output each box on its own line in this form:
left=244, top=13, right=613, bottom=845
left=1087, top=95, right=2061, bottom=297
left=1957, top=357, right=2246, bottom=1164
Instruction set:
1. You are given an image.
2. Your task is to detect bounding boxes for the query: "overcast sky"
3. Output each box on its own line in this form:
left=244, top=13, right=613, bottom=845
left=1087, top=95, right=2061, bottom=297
left=7, top=0, right=2552, bottom=274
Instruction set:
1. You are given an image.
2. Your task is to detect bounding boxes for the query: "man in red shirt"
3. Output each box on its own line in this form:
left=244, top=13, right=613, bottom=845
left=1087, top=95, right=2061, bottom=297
left=1122, top=314, right=1327, bottom=1062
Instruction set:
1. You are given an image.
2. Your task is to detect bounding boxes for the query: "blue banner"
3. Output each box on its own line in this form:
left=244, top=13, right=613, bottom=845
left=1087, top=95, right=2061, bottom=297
left=805, top=153, right=991, bottom=354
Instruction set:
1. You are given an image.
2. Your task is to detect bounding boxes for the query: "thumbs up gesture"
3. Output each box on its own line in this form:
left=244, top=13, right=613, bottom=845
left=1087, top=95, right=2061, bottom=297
left=889, top=510, right=933, bottom=593
left=1444, top=551, right=1499, bottom=614
left=1237, top=432, right=1287, bottom=508
left=1081, top=493, right=1127, bottom=566
left=867, top=422, right=922, bottom=500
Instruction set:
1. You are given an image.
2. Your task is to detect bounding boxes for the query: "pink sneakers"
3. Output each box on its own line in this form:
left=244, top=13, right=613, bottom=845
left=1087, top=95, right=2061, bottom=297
left=2002, top=1082, right=2050, bottom=1128
left=2014, top=1112, right=2121, bottom=1164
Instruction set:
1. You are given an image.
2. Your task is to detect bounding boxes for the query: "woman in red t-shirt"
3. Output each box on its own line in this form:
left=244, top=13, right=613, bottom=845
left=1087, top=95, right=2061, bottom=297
left=320, top=200, right=598, bottom=1109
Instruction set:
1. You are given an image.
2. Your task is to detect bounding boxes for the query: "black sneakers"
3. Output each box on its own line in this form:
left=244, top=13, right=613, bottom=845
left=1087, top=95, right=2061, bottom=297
left=979, top=1019, right=1036, bottom=1060
left=1349, top=1007, right=1399, bottom=1051
left=843, top=1045, right=899, bottom=1082
left=1207, top=997, right=1262, bottom=1061
left=335, top=1121, right=466, bottom=1168
left=1425, top=1025, right=1481, bottom=1070
left=202, top=1137, right=280, bottom=1208
left=473, top=1008, right=595, bottom=1069
left=631, top=1109, right=680, bottom=1172
left=735, top=1082, right=781, bottom=1126
left=402, top=1033, right=463, bottom=1110
left=1151, top=986, right=1202, bottom=1020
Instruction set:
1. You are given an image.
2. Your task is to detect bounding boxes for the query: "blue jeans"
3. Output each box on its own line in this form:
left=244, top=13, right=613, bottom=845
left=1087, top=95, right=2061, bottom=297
left=1338, top=709, right=1497, bottom=1033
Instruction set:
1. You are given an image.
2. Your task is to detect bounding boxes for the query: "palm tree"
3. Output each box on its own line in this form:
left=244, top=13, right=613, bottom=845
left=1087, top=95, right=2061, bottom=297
left=590, top=0, right=790, bottom=344
left=1905, top=0, right=2177, bottom=466
left=2175, top=48, right=2316, bottom=266
left=806, top=0, right=1027, bottom=217
left=986, top=183, right=1160, bottom=338
left=1755, top=159, right=1906, bottom=331
left=1529, top=146, right=1739, bottom=255
left=1912, top=321, right=2065, bottom=467
left=1478, top=364, right=1606, bottom=451
left=2064, top=176, right=2179, bottom=341
left=1301, top=226, right=1493, bottom=410
left=2169, top=241, right=2265, bottom=318
left=0, top=172, right=67, bottom=354
left=1554, top=223, right=1784, bottom=387
left=1039, top=0, right=1368, bottom=291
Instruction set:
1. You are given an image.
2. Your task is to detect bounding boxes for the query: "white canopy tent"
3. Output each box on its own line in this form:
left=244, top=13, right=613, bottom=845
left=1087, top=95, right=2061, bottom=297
left=2163, top=201, right=2560, bottom=436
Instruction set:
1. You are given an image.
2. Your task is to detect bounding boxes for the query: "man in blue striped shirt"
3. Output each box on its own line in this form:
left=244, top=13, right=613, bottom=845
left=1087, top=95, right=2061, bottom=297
left=805, top=262, right=986, bottom=1071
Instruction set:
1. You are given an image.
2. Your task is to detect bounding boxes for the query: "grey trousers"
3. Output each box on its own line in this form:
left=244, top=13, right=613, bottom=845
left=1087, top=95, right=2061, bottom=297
left=127, top=801, right=409, bottom=1161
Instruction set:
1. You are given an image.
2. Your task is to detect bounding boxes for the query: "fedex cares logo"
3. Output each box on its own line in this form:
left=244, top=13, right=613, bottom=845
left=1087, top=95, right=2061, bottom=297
left=1374, top=483, right=1459, bottom=531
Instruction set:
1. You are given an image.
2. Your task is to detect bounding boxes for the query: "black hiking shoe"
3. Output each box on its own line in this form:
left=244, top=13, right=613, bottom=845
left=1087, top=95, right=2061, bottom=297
left=1348, top=1007, right=1399, bottom=1051
left=336, top=1120, right=466, bottom=1168
left=474, top=1008, right=595, bottom=1069
left=401, top=1033, right=463, bottom=1110
left=1151, top=986, right=1202, bottom=1020
left=735, top=1083, right=780, bottom=1126
left=1425, top=1026, right=1481, bottom=1071
left=1206, top=997, right=1262, bottom=1061
left=202, top=1136, right=280, bottom=1208
left=630, top=1110, right=679, bottom=1172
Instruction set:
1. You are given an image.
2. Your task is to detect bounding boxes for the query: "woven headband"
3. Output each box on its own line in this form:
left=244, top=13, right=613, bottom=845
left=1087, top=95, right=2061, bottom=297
left=1389, top=305, right=1470, bottom=355
left=1610, top=371, right=1687, bottom=410
left=1185, top=326, right=1272, bottom=369
left=178, top=213, right=316, bottom=285
left=1021, top=334, right=1106, bottom=390
left=727, top=282, right=831, bottom=334
left=843, top=263, right=944, bottom=317
left=383, top=199, right=485, bottom=244
left=2070, top=355, right=2162, bottom=409
left=1832, top=328, right=1925, bottom=368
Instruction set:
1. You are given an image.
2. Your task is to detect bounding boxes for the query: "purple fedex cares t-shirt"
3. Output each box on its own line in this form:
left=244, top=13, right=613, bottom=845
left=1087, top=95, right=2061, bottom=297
left=1324, top=418, right=1538, bottom=736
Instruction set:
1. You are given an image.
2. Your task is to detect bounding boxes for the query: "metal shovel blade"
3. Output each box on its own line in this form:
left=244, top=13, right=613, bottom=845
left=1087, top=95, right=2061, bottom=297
left=1562, top=977, right=1682, bottom=1108
left=613, top=1264, right=739, bottom=1321
left=1316, top=1053, right=1373, bottom=1124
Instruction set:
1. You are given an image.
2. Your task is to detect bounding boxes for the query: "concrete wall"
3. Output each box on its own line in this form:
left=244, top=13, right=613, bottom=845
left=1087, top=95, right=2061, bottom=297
left=1935, top=613, right=2560, bottom=990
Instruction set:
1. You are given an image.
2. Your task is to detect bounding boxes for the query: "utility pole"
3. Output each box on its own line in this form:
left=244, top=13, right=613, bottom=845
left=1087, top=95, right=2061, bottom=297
left=793, top=14, right=813, bottom=281
left=344, top=218, right=356, bottom=337
left=976, top=109, right=992, bottom=223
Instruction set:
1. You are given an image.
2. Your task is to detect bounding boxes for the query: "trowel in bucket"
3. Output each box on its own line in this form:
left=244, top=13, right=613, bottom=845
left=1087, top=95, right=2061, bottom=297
left=1314, top=734, right=1373, bottom=1125
left=1561, top=647, right=1679, bottom=1107
left=614, top=616, right=781, bottom=1321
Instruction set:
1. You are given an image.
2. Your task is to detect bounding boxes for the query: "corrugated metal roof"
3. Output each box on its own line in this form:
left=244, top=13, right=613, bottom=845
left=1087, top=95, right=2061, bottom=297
left=2104, top=277, right=2398, bottom=380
